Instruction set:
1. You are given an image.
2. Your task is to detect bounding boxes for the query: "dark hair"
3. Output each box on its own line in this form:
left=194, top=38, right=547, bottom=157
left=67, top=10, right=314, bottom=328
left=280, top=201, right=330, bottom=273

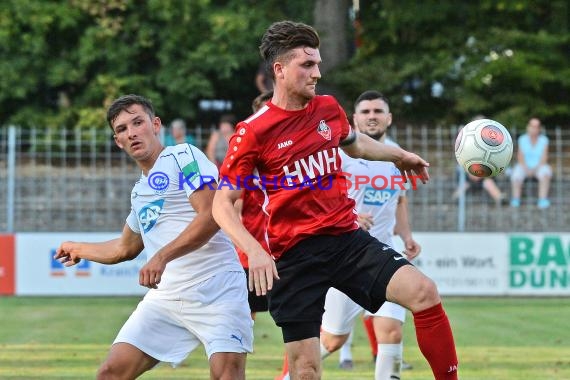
left=252, top=90, right=274, bottom=112
left=259, top=21, right=320, bottom=80
left=107, top=94, right=155, bottom=131
left=354, top=90, right=390, bottom=111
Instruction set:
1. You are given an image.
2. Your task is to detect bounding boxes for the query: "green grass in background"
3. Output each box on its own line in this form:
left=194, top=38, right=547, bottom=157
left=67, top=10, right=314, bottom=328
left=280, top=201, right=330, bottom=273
left=1, top=297, right=569, bottom=379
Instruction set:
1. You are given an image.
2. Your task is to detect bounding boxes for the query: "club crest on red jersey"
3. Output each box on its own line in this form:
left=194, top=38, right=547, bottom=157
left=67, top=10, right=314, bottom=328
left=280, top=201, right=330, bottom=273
left=317, top=120, right=331, bottom=141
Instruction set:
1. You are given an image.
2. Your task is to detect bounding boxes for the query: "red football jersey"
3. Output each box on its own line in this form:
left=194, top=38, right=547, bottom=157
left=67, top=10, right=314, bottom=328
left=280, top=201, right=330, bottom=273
left=220, top=95, right=358, bottom=259
left=236, top=189, right=269, bottom=268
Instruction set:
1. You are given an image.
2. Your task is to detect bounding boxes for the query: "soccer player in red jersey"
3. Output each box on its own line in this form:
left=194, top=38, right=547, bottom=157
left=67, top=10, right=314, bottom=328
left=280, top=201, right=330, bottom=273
left=212, top=21, right=458, bottom=380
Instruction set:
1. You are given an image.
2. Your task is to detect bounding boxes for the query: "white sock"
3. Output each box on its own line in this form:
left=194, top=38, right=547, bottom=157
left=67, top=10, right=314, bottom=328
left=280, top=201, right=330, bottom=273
left=320, top=342, right=332, bottom=360
left=375, top=343, right=403, bottom=380
left=339, top=331, right=354, bottom=363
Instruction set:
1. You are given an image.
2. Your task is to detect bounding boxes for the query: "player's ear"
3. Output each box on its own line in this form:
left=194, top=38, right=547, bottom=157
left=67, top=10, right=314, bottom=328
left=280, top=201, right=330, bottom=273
left=387, top=113, right=393, bottom=126
left=273, top=61, right=284, bottom=80
left=152, top=117, right=161, bottom=135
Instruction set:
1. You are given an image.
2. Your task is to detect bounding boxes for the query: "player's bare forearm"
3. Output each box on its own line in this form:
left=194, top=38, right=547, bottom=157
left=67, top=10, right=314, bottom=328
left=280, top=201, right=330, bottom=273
left=213, top=186, right=279, bottom=295
left=342, top=132, right=429, bottom=183
left=394, top=196, right=421, bottom=258
left=394, top=196, right=412, bottom=240
left=212, top=187, right=266, bottom=255
left=341, top=132, right=404, bottom=162
left=55, top=224, right=143, bottom=266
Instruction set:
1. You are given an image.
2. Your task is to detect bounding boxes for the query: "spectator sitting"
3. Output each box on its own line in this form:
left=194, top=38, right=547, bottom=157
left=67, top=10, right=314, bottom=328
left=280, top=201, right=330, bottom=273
left=164, top=118, right=196, bottom=147
left=453, top=166, right=506, bottom=205
left=510, top=117, right=552, bottom=209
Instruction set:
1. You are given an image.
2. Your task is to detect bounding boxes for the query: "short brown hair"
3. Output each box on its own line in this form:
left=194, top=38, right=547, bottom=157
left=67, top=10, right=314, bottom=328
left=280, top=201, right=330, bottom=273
left=259, top=21, right=320, bottom=80
left=107, top=94, right=154, bottom=131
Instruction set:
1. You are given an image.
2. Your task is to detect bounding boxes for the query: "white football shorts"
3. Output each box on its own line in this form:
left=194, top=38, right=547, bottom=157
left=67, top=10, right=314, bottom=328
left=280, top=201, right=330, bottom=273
left=365, top=301, right=406, bottom=322
left=113, top=270, right=253, bottom=366
left=322, top=287, right=406, bottom=335
left=321, top=287, right=363, bottom=335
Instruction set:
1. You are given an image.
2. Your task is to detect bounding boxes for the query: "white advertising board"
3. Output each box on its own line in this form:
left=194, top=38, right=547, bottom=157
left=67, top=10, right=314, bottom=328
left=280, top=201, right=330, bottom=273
left=14, top=232, right=570, bottom=296
left=16, top=233, right=147, bottom=296
left=408, top=233, right=570, bottom=296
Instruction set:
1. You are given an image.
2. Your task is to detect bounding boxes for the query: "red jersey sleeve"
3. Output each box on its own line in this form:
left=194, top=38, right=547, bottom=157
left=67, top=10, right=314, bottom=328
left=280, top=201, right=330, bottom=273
left=219, top=122, right=260, bottom=187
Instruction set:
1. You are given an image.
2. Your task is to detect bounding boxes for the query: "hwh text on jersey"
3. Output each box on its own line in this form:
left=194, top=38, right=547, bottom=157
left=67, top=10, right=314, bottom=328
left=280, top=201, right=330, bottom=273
left=282, top=147, right=339, bottom=186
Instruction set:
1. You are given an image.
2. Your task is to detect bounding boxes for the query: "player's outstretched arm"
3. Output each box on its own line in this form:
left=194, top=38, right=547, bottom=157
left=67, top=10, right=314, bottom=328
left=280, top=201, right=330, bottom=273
left=341, top=131, right=430, bottom=183
left=138, top=185, right=221, bottom=288
left=212, top=186, right=279, bottom=296
left=54, top=224, right=144, bottom=266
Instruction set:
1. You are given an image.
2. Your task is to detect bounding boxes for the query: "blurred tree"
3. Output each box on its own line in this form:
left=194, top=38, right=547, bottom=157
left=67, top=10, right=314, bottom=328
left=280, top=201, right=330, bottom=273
left=2, top=1, right=566, bottom=130
left=0, top=0, right=312, bottom=129
left=314, top=0, right=350, bottom=74
left=327, top=0, right=570, bottom=128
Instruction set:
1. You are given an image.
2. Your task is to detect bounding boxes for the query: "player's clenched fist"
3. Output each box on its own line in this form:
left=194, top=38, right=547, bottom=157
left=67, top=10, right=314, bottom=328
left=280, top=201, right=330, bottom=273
left=138, top=254, right=166, bottom=289
left=54, top=242, right=81, bottom=266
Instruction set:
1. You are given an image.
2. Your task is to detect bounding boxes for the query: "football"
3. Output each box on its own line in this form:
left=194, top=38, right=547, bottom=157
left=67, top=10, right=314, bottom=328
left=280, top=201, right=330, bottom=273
left=454, top=118, right=513, bottom=178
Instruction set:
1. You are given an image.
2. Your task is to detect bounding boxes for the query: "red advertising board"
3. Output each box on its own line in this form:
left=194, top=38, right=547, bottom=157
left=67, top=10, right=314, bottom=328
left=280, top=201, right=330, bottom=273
left=0, top=234, right=15, bottom=295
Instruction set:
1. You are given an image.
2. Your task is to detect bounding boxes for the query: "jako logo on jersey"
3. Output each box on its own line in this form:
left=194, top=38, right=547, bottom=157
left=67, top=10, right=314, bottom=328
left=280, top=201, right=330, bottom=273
left=277, top=140, right=293, bottom=149
left=317, top=120, right=331, bottom=140
left=282, top=147, right=338, bottom=186
left=363, top=187, right=398, bottom=206
left=139, top=199, right=165, bottom=233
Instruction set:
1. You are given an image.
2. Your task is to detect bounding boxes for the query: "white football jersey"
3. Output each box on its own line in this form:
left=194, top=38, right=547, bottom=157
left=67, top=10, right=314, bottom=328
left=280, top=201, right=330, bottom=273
left=340, top=138, right=407, bottom=245
left=126, top=144, right=242, bottom=298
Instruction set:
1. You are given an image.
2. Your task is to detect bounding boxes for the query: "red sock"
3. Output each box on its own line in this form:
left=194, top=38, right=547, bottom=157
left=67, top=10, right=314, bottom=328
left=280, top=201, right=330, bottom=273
left=362, top=315, right=378, bottom=357
left=413, top=303, right=458, bottom=380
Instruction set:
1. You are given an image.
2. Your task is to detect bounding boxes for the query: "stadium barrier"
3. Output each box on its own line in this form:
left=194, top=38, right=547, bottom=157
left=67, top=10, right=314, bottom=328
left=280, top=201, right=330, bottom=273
left=1, top=125, right=568, bottom=233
left=2, top=232, right=568, bottom=297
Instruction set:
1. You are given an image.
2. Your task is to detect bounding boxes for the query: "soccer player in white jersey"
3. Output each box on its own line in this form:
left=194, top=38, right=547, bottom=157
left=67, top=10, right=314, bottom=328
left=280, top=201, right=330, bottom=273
left=320, top=90, right=421, bottom=380
left=54, top=94, right=253, bottom=380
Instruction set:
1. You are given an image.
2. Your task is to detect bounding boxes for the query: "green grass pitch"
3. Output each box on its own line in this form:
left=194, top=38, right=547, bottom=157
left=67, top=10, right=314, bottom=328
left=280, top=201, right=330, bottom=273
left=0, top=297, right=569, bottom=379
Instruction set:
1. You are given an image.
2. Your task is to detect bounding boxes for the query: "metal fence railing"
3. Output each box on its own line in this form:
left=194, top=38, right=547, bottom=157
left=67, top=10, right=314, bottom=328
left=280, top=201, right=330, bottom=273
left=1, top=125, right=568, bottom=233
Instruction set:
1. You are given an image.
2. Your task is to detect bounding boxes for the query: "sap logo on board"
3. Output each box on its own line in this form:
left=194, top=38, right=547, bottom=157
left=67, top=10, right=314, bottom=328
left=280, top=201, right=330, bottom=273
left=50, top=249, right=91, bottom=277
left=509, top=235, right=570, bottom=289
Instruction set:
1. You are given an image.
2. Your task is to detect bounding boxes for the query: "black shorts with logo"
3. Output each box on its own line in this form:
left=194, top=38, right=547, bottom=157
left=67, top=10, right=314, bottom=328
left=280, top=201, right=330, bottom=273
left=268, top=228, right=411, bottom=330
